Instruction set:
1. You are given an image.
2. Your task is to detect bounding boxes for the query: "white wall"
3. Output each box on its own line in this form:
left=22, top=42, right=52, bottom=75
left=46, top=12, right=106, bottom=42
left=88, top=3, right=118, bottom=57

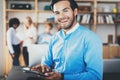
left=117, top=25, right=120, bottom=35
left=96, top=25, right=116, bottom=43
left=0, top=0, right=4, bottom=75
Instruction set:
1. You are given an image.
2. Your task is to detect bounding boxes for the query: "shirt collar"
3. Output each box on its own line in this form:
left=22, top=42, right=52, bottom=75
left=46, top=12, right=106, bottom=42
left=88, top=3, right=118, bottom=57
left=66, top=23, right=79, bottom=35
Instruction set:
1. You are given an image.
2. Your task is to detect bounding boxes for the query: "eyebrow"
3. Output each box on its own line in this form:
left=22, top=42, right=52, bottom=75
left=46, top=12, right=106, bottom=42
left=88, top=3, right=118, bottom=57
left=54, top=7, right=70, bottom=13
left=63, top=7, right=69, bottom=11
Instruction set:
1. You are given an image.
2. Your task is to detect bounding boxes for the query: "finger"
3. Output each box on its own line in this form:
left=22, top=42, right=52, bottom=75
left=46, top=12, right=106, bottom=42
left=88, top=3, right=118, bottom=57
left=36, top=65, right=40, bottom=68
left=41, top=65, right=45, bottom=73
left=31, top=66, right=36, bottom=71
left=31, top=66, right=36, bottom=70
left=44, top=72, right=54, bottom=76
left=45, top=66, right=50, bottom=72
left=45, top=74, right=55, bottom=80
left=31, top=65, right=40, bottom=71
left=37, top=75, right=46, bottom=80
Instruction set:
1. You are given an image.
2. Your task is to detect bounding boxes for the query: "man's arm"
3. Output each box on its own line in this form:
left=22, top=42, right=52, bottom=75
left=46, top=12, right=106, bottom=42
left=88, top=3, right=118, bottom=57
left=41, top=37, right=54, bottom=68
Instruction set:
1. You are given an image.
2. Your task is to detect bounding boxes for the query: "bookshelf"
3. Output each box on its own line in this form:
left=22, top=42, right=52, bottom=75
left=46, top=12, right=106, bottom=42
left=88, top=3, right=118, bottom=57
left=96, top=1, right=120, bottom=62
left=96, top=1, right=120, bottom=44
left=3, top=0, right=120, bottom=75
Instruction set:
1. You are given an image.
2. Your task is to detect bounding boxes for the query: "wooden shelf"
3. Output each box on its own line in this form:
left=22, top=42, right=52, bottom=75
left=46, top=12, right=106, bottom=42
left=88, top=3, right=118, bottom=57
left=75, top=0, right=94, bottom=3
left=38, top=22, right=58, bottom=24
left=38, top=0, right=95, bottom=3
left=38, top=0, right=50, bottom=2
left=97, top=22, right=120, bottom=25
left=79, top=11, right=93, bottom=14
left=6, top=9, right=35, bottom=12
left=6, top=9, right=53, bottom=13
left=97, top=23, right=115, bottom=25
left=80, top=23, right=93, bottom=25
left=97, top=12, right=120, bottom=14
left=38, top=10, right=52, bottom=13
left=6, top=0, right=35, bottom=1
left=97, top=1, right=120, bottom=3
left=114, top=20, right=120, bottom=23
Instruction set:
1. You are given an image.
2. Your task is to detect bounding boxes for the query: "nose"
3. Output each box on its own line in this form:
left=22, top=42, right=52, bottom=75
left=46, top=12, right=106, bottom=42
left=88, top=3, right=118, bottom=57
left=59, top=12, right=65, bottom=19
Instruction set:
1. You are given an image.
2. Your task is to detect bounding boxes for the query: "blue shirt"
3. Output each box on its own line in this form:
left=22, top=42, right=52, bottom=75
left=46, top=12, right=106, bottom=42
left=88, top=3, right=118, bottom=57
left=41, top=23, right=103, bottom=80
left=38, top=32, right=52, bottom=44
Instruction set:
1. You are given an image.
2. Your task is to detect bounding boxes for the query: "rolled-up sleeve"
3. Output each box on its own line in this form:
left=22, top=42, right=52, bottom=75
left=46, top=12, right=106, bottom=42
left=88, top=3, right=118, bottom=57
left=41, top=38, right=54, bottom=68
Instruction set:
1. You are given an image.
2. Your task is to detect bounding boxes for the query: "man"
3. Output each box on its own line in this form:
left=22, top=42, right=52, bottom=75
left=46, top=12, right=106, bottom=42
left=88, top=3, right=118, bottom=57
left=32, top=0, right=103, bottom=80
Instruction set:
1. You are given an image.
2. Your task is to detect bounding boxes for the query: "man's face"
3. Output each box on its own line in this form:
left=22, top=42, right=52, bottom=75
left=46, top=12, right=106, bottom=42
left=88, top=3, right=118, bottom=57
left=53, top=1, right=77, bottom=31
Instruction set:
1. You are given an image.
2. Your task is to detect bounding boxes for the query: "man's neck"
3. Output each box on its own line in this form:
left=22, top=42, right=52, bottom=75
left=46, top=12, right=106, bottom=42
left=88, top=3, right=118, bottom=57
left=63, top=22, right=77, bottom=35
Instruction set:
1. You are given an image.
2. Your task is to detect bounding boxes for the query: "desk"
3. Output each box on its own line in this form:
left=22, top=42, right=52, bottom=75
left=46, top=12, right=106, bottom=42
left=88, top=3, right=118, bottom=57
left=103, top=59, right=120, bottom=80
left=7, top=65, right=120, bottom=80
left=6, top=66, right=44, bottom=80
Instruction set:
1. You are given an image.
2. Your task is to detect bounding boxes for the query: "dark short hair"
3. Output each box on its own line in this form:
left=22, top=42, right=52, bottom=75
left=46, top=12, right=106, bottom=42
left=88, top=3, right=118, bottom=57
left=50, top=0, right=78, bottom=11
left=9, top=18, right=20, bottom=28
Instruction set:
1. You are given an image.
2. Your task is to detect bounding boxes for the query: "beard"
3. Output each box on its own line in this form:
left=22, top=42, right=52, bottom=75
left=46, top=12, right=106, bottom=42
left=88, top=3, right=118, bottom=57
left=58, top=14, right=75, bottom=31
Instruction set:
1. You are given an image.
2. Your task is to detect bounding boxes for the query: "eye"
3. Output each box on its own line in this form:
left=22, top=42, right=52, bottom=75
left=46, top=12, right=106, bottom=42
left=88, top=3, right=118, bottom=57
left=54, top=11, right=59, bottom=15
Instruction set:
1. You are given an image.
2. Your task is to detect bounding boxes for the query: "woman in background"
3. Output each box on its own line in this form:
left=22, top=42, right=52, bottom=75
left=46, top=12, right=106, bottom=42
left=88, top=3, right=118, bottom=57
left=22, top=16, right=37, bottom=66
left=7, top=18, right=22, bottom=66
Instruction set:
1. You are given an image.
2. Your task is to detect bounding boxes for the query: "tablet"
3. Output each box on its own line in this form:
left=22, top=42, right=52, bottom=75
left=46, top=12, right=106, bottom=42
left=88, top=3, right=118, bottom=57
left=22, top=67, right=46, bottom=76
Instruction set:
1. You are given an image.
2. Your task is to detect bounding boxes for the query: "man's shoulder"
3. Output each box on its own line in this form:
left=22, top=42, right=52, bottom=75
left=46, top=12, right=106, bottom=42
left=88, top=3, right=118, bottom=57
left=78, top=25, right=101, bottom=41
left=50, top=30, right=62, bottom=41
left=79, top=25, right=96, bottom=36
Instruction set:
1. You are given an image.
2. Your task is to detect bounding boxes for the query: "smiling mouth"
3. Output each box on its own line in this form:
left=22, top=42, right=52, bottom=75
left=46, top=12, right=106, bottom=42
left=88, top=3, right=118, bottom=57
left=59, top=19, right=68, bottom=23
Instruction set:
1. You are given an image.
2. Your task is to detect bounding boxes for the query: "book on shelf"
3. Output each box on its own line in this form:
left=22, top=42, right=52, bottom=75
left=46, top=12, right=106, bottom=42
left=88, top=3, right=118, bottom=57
left=78, top=14, right=91, bottom=24
left=108, top=15, right=114, bottom=24
left=105, top=15, right=110, bottom=24
left=98, top=15, right=114, bottom=24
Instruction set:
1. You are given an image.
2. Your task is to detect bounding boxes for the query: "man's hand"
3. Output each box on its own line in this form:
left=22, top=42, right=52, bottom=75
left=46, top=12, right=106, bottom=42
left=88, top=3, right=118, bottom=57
left=31, top=64, right=51, bottom=73
left=44, top=71, right=63, bottom=80
left=31, top=65, right=63, bottom=80
left=31, top=64, right=51, bottom=80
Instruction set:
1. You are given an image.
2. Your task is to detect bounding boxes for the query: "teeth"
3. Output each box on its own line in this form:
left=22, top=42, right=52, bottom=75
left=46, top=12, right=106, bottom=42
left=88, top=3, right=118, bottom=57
left=60, top=19, right=68, bottom=22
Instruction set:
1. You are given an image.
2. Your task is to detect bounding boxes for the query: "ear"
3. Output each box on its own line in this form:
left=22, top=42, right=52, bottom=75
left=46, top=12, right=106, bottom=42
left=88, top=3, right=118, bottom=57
left=74, top=8, right=78, bottom=17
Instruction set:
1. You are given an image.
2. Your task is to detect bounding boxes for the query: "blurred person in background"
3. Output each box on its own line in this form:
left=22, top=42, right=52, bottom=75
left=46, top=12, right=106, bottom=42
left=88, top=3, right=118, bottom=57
left=22, top=16, right=37, bottom=66
left=37, top=22, right=53, bottom=45
left=7, top=18, right=22, bottom=66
